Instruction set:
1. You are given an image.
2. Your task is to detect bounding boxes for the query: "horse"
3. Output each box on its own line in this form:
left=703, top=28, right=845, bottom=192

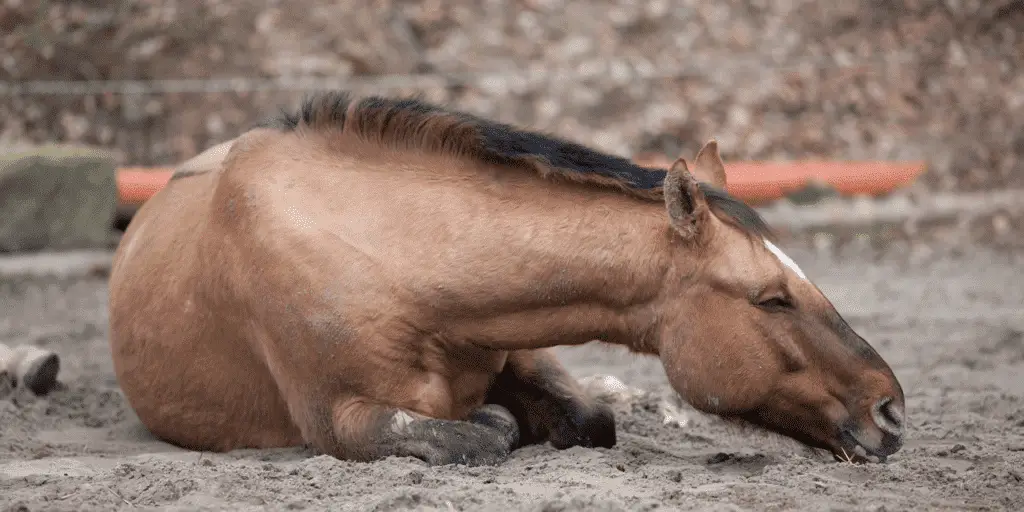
left=108, top=92, right=905, bottom=466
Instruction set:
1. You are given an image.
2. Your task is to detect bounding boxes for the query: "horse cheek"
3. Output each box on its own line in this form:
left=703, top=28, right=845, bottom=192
left=660, top=323, right=776, bottom=416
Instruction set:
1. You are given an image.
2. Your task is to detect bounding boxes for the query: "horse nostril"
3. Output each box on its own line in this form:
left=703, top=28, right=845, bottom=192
left=871, top=397, right=904, bottom=437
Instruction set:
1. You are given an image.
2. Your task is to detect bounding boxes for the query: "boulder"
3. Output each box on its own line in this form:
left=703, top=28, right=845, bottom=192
left=0, top=145, right=118, bottom=252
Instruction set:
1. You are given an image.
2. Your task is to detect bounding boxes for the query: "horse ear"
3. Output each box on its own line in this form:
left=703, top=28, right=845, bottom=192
left=691, top=139, right=728, bottom=190
left=664, top=157, right=711, bottom=242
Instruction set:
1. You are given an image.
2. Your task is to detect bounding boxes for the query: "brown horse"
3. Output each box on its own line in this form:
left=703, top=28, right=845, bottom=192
left=108, top=92, right=905, bottom=466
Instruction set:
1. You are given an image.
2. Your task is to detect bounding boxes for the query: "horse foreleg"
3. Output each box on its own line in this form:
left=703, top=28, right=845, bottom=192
left=485, top=348, right=617, bottom=450
left=325, top=400, right=520, bottom=466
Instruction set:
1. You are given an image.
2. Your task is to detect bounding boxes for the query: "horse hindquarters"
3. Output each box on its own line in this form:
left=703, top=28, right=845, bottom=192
left=108, top=182, right=304, bottom=452
left=109, top=323, right=304, bottom=452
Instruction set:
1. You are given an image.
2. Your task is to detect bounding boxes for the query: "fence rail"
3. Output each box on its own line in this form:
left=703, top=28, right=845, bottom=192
left=0, top=52, right=923, bottom=96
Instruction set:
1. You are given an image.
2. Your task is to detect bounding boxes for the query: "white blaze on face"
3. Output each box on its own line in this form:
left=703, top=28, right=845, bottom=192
left=763, top=239, right=807, bottom=280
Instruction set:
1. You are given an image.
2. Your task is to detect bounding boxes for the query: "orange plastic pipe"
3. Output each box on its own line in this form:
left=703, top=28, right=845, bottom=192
left=117, top=167, right=174, bottom=206
left=632, top=154, right=925, bottom=204
left=727, top=160, right=924, bottom=203
left=116, top=160, right=925, bottom=207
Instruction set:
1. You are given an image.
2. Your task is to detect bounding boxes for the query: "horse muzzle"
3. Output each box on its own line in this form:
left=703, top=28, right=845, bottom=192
left=833, top=397, right=905, bottom=463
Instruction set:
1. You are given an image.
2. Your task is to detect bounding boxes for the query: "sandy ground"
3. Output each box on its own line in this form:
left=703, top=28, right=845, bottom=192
left=2, top=193, right=1024, bottom=511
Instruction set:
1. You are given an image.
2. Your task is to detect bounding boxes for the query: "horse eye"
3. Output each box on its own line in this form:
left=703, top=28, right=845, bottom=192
left=757, top=296, right=793, bottom=311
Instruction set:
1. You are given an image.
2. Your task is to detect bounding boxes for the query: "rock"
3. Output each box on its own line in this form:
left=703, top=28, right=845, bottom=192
left=0, top=343, right=61, bottom=396
left=14, top=346, right=61, bottom=396
left=0, top=145, right=118, bottom=253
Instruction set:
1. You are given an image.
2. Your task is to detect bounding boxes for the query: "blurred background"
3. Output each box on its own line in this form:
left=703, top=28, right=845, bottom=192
left=3, top=0, right=1022, bottom=191
left=2, top=2, right=1024, bottom=510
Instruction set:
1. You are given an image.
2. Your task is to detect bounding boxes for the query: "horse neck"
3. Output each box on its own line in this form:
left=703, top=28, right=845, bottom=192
left=437, top=174, right=672, bottom=355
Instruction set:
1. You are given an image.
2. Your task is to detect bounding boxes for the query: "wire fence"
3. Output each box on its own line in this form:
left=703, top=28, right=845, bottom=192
left=0, top=52, right=921, bottom=97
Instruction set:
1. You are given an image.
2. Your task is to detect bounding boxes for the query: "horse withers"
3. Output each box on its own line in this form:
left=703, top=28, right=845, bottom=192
left=108, top=92, right=905, bottom=466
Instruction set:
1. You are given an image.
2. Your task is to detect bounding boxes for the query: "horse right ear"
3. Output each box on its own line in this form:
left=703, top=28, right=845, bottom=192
left=692, top=139, right=728, bottom=190
left=663, top=157, right=711, bottom=243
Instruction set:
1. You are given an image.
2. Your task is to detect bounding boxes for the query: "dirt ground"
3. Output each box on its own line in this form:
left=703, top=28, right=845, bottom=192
left=2, top=192, right=1024, bottom=511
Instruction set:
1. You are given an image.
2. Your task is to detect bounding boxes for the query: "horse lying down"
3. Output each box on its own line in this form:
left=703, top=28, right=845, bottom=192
left=108, top=92, right=905, bottom=466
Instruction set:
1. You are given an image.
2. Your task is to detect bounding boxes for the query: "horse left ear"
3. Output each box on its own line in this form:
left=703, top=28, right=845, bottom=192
left=664, top=157, right=711, bottom=243
left=691, top=139, right=728, bottom=190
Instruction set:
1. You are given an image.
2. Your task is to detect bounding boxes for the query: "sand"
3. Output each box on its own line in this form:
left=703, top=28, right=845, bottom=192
left=2, top=201, right=1024, bottom=511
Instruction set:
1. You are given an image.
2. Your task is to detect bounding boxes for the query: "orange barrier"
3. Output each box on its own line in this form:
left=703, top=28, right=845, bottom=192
left=727, top=161, right=925, bottom=203
left=116, top=160, right=926, bottom=207
left=632, top=154, right=926, bottom=204
left=118, top=167, right=174, bottom=206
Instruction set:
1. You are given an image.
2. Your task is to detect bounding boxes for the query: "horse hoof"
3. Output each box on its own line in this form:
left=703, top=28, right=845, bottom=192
left=549, top=400, right=617, bottom=450
left=20, top=352, right=61, bottom=396
left=469, top=404, right=520, bottom=449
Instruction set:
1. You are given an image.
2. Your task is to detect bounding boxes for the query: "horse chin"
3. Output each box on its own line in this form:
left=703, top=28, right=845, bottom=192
left=719, top=412, right=837, bottom=457
left=801, top=429, right=891, bottom=464
left=727, top=411, right=888, bottom=464
left=830, top=429, right=892, bottom=464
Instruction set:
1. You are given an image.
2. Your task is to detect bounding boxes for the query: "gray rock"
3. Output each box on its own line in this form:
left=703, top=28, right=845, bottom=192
left=0, top=145, right=118, bottom=253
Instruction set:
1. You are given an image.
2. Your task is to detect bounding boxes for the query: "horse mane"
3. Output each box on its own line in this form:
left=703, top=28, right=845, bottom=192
left=256, top=91, right=774, bottom=241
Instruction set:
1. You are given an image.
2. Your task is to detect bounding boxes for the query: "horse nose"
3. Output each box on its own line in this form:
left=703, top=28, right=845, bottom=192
left=870, top=397, right=904, bottom=438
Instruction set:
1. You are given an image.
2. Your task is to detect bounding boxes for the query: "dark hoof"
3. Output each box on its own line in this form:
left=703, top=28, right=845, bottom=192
left=421, top=445, right=510, bottom=467
left=23, top=353, right=60, bottom=396
left=549, top=401, right=617, bottom=450
left=468, top=404, right=520, bottom=449
left=389, top=406, right=521, bottom=467
left=415, top=424, right=515, bottom=467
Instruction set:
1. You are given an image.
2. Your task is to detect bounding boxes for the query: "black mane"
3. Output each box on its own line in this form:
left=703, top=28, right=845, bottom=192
left=257, top=91, right=773, bottom=240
